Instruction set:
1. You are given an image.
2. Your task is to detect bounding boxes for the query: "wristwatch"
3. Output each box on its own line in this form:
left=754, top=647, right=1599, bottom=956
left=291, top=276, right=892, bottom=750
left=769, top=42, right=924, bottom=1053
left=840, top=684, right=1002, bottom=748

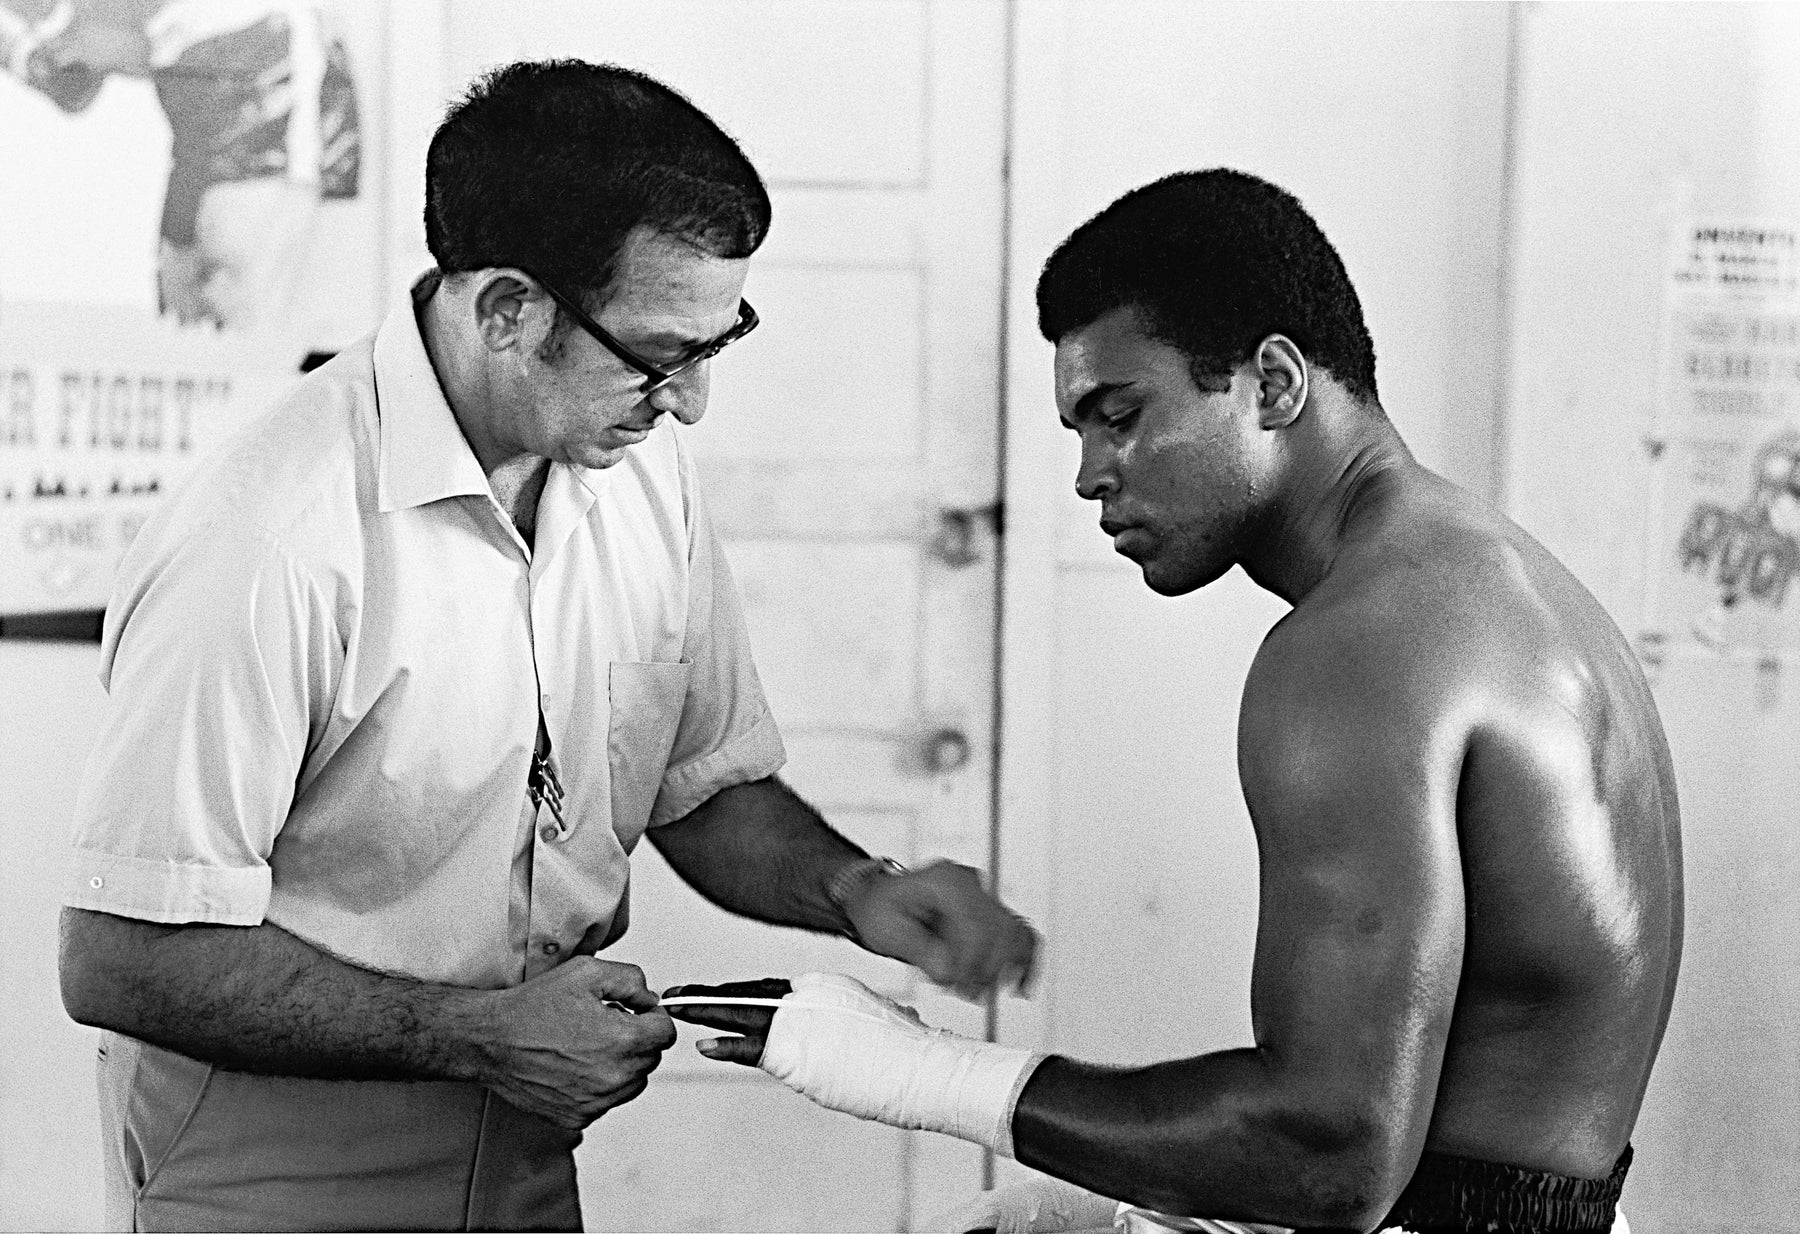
left=827, top=856, right=907, bottom=932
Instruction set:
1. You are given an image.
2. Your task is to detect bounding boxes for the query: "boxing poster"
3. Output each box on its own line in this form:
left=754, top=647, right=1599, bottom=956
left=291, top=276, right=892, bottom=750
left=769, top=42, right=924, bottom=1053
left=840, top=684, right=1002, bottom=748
left=0, top=0, right=385, bottom=616
left=1645, top=221, right=1800, bottom=660
left=0, top=302, right=292, bottom=613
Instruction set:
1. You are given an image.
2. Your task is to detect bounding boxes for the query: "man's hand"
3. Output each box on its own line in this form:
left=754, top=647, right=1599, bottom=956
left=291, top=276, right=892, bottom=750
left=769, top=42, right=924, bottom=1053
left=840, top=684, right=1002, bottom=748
left=649, top=782, right=1038, bottom=998
left=58, top=909, right=675, bottom=1133
left=478, top=957, right=677, bottom=1131
left=846, top=860, right=1038, bottom=1000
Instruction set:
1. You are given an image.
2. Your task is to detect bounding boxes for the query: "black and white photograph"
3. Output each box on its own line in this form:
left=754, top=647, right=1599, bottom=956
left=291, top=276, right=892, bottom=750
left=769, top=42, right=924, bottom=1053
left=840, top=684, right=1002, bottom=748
left=0, top=3, right=1795, bottom=1232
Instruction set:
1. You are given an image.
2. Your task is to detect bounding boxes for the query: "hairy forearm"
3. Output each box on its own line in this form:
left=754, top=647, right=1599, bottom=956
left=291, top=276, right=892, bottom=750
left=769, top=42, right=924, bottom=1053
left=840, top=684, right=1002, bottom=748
left=648, top=777, right=866, bottom=932
left=59, top=907, right=500, bottom=1084
left=1012, top=1051, right=1401, bottom=1227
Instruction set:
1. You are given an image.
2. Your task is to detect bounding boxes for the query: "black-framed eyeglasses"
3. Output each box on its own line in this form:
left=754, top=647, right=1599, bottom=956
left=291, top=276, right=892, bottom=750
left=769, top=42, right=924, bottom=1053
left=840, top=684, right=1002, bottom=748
left=527, top=271, right=759, bottom=395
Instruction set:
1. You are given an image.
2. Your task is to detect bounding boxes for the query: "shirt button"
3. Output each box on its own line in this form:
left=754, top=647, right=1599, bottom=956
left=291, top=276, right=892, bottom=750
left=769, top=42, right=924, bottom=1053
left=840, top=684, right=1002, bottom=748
left=88, top=876, right=103, bottom=889
left=542, top=941, right=561, bottom=955
left=540, top=825, right=559, bottom=843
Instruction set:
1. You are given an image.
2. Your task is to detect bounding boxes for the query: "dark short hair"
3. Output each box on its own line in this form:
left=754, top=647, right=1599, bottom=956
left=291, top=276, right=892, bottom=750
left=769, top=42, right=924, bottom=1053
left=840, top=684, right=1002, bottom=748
left=1037, top=169, right=1378, bottom=402
left=425, top=60, right=771, bottom=308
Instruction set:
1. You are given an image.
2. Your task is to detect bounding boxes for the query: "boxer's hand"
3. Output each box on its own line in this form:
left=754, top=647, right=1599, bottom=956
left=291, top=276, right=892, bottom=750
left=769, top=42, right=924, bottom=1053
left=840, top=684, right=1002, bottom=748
left=478, top=957, right=676, bottom=1131
left=660, top=977, right=788, bottom=1066
left=721, top=972, right=1039, bottom=1151
left=846, top=860, right=1039, bottom=1000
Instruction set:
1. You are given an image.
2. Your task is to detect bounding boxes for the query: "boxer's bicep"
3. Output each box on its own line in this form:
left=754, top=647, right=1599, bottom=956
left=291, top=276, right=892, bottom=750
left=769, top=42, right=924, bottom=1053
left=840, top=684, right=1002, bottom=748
left=1238, top=648, right=1465, bottom=1161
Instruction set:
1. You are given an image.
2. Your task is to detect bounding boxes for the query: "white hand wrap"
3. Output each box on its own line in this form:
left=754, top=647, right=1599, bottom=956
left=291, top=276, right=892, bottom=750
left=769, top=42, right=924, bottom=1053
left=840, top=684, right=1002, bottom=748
left=758, top=972, right=1045, bottom=1156
left=925, top=1176, right=1121, bottom=1234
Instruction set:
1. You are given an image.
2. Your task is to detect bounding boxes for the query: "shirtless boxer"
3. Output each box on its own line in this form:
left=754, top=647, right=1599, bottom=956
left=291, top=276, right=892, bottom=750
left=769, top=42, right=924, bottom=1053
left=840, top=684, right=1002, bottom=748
left=667, top=169, right=1684, bottom=1234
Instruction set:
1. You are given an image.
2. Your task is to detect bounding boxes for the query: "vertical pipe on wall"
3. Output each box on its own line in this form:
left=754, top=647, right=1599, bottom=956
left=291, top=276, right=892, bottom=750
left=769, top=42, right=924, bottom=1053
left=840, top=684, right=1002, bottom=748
left=980, top=0, right=1022, bottom=1193
left=994, top=0, right=1069, bottom=1071
left=1490, top=0, right=1526, bottom=513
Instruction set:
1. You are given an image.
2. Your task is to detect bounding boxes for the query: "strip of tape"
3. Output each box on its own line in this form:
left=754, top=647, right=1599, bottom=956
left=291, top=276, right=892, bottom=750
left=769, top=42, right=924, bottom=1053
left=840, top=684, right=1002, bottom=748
left=658, top=995, right=789, bottom=1008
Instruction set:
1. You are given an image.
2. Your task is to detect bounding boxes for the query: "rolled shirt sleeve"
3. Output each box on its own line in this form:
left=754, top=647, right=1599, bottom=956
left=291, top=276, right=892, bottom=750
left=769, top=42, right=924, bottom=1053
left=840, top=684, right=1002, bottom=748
left=67, top=519, right=334, bottom=925
left=648, top=454, right=786, bottom=828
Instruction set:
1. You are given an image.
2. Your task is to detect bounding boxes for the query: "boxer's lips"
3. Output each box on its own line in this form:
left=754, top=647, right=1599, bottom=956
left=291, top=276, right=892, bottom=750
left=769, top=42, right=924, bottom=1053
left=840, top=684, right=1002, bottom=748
left=1100, top=518, right=1151, bottom=556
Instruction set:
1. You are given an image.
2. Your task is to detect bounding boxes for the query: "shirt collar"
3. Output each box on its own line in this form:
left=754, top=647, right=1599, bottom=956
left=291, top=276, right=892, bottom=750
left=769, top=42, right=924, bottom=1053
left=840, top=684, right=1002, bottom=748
left=375, top=272, right=495, bottom=513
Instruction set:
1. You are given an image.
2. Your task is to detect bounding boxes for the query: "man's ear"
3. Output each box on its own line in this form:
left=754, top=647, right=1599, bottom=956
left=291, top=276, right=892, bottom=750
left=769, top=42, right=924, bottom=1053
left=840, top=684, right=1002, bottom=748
left=1253, top=334, right=1308, bottom=429
left=470, top=270, right=544, bottom=354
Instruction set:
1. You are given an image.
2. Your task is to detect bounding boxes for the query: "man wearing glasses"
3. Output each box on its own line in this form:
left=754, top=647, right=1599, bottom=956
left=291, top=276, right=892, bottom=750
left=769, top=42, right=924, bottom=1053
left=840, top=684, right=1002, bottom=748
left=58, top=60, right=1036, bottom=1231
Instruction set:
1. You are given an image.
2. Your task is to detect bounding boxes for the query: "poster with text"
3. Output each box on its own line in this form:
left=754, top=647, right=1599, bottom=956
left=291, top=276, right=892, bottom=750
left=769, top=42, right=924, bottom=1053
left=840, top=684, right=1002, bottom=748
left=0, top=301, right=289, bottom=612
left=1647, top=221, right=1800, bottom=657
left=0, top=0, right=386, bottom=615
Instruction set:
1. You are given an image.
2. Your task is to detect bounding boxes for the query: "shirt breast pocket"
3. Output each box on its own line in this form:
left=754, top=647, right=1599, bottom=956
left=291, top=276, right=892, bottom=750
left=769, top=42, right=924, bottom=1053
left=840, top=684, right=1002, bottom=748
left=607, top=660, right=692, bottom=847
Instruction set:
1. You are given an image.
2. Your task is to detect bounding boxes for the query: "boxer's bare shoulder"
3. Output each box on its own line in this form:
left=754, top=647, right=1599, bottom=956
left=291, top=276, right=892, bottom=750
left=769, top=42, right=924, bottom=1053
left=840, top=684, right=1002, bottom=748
left=1240, top=464, right=1683, bottom=1179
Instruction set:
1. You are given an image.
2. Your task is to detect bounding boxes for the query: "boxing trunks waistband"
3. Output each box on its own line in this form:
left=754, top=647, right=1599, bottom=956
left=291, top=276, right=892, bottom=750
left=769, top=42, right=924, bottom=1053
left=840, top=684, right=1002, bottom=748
left=1357, top=1143, right=1633, bottom=1234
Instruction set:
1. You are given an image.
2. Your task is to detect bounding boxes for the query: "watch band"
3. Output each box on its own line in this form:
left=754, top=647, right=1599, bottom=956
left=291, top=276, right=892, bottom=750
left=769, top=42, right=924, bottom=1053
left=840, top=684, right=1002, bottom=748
left=826, top=856, right=907, bottom=926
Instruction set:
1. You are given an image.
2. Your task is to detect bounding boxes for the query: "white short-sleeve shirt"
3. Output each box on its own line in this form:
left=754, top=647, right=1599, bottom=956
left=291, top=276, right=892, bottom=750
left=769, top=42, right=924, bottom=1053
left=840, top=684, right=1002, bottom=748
left=65, top=279, right=785, bottom=989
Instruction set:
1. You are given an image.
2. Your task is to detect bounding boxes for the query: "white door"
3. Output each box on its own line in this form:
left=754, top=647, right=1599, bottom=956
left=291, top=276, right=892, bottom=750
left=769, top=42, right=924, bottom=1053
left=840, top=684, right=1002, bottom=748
left=441, top=5, right=1009, bottom=1229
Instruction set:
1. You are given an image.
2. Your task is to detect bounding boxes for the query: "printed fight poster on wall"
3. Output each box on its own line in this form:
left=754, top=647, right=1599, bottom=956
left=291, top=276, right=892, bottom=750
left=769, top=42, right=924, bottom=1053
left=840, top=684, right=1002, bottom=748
left=1645, top=220, right=1800, bottom=659
left=0, top=0, right=386, bottom=618
left=0, top=302, right=289, bottom=613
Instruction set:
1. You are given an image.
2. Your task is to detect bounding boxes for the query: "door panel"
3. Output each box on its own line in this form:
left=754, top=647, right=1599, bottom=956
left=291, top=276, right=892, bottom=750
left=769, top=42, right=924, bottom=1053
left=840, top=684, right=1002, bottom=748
left=498, top=0, right=932, bottom=187
left=733, top=541, right=923, bottom=728
left=706, top=267, right=926, bottom=461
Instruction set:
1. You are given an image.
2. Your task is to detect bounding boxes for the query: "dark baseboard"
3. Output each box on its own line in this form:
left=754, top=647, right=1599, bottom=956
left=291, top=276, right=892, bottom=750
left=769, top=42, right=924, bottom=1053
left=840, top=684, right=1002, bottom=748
left=0, top=610, right=106, bottom=641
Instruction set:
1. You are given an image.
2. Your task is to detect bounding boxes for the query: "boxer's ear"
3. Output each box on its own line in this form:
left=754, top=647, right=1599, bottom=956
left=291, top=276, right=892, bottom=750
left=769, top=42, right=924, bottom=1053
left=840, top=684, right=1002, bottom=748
left=1253, top=334, right=1308, bottom=430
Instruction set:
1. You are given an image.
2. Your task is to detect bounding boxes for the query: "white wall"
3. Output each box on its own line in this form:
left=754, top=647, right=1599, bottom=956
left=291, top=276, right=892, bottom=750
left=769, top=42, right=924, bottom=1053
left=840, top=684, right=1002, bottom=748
left=0, top=645, right=107, bottom=1231
left=1504, top=5, right=1800, bottom=1226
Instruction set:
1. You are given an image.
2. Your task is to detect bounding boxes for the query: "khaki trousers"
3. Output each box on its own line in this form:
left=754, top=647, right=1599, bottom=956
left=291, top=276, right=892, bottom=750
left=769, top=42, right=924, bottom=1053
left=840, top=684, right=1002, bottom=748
left=96, top=1032, right=583, bottom=1232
